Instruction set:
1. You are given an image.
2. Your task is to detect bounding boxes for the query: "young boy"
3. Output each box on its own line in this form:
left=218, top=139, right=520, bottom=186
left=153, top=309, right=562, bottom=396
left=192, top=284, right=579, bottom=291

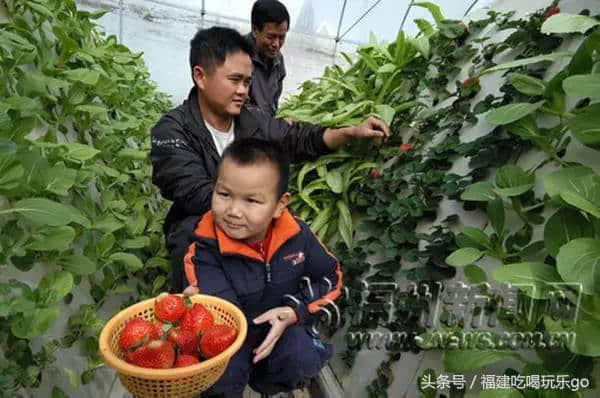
left=183, top=138, right=343, bottom=398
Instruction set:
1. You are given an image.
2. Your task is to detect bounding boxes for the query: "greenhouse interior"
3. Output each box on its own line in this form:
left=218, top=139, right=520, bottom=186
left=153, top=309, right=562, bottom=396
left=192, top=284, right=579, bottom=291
left=1, top=0, right=600, bottom=397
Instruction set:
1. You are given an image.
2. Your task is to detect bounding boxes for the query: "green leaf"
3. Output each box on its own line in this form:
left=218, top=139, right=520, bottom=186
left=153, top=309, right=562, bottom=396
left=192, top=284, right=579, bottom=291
left=460, top=181, right=496, bottom=201
left=480, top=52, right=573, bottom=75
left=508, top=73, right=546, bottom=96
left=37, top=270, right=73, bottom=305
left=543, top=166, right=594, bottom=201
left=556, top=238, right=600, bottom=295
left=0, top=139, right=17, bottom=155
left=336, top=200, right=353, bottom=249
left=117, top=148, right=147, bottom=160
left=62, top=68, right=100, bottom=85
left=413, top=2, right=444, bottom=25
left=11, top=306, right=60, bottom=339
left=42, top=163, right=77, bottom=196
left=457, top=226, right=493, bottom=250
left=492, top=262, right=562, bottom=299
left=109, top=252, right=143, bottom=272
left=2, top=96, right=39, bottom=112
left=373, top=104, right=395, bottom=126
left=64, top=368, right=81, bottom=389
left=487, top=197, right=505, bottom=235
left=52, top=386, right=69, bottom=398
left=541, top=13, right=600, bottom=34
left=7, top=198, right=88, bottom=227
left=26, top=1, right=53, bottom=17
left=57, top=255, right=97, bottom=276
left=76, top=104, right=108, bottom=116
left=563, top=74, right=600, bottom=99
left=26, top=226, right=76, bottom=251
left=414, top=19, right=435, bottom=37
left=486, top=101, right=545, bottom=125
left=122, top=236, right=151, bottom=249
left=325, top=171, right=343, bottom=194
left=570, top=313, right=600, bottom=356
left=63, top=143, right=101, bottom=162
left=560, top=175, right=600, bottom=218
left=494, top=165, right=534, bottom=197
left=446, top=247, right=484, bottom=267
left=93, top=215, right=124, bottom=233
left=568, top=103, right=600, bottom=149
left=443, top=350, right=519, bottom=372
left=544, top=208, right=594, bottom=257
left=464, top=264, right=487, bottom=285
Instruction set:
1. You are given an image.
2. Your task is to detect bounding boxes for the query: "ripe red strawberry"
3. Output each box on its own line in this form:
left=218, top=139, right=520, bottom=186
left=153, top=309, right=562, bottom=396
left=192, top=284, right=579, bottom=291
left=399, top=143, right=413, bottom=152
left=369, top=169, right=382, bottom=179
left=118, top=317, right=160, bottom=352
left=200, top=324, right=237, bottom=359
left=153, top=320, right=168, bottom=339
left=175, top=354, right=200, bottom=368
left=125, top=340, right=175, bottom=369
left=154, top=293, right=186, bottom=323
left=544, top=7, right=560, bottom=20
left=167, top=326, right=199, bottom=356
left=180, top=303, right=214, bottom=336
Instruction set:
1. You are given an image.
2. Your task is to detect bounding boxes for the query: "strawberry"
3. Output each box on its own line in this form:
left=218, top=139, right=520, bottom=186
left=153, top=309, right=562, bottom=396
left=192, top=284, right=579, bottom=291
left=167, top=326, right=199, bottom=356
left=125, top=340, right=176, bottom=369
left=154, top=293, right=186, bottom=323
left=153, top=320, right=169, bottom=339
left=180, top=303, right=214, bottom=336
left=544, top=7, right=560, bottom=20
left=369, top=169, right=382, bottom=179
left=399, top=143, right=413, bottom=152
left=200, top=324, right=237, bottom=359
left=175, top=354, right=200, bottom=368
left=118, top=317, right=160, bottom=352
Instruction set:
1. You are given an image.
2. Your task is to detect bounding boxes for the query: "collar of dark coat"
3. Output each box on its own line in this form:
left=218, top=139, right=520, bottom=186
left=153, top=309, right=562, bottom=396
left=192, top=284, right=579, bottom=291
left=193, top=208, right=301, bottom=263
left=245, top=32, right=282, bottom=69
left=184, top=86, right=261, bottom=143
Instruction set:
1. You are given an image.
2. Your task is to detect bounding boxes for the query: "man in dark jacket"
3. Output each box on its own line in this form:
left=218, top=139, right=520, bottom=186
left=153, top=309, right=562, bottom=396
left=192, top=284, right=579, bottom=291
left=246, top=0, right=288, bottom=116
left=151, top=26, right=388, bottom=292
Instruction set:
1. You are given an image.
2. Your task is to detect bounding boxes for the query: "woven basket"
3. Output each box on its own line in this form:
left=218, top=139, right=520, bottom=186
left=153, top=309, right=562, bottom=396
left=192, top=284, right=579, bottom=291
left=99, top=294, right=247, bottom=398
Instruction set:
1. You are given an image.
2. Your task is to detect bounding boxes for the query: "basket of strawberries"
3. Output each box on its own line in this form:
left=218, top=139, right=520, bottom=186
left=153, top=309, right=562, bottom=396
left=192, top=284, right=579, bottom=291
left=99, top=293, right=247, bottom=398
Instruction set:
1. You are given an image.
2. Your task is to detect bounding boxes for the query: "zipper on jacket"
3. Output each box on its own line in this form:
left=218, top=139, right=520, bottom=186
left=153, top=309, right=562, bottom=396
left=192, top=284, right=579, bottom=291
left=266, top=262, right=271, bottom=283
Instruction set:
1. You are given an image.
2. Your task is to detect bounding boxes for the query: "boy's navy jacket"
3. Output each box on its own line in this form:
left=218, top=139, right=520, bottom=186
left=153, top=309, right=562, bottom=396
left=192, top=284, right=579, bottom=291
left=183, top=209, right=343, bottom=326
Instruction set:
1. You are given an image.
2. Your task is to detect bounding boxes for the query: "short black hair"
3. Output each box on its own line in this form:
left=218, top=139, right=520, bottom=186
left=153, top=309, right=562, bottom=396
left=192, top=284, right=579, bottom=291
left=189, top=27, right=254, bottom=77
left=251, top=0, right=290, bottom=31
left=219, top=138, right=290, bottom=198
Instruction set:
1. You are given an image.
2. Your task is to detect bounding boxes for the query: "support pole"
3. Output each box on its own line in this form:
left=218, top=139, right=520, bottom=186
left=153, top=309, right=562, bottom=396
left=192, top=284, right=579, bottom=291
left=464, top=0, right=479, bottom=16
left=118, top=0, right=123, bottom=43
left=332, top=0, right=348, bottom=64
left=201, top=0, right=206, bottom=28
left=399, top=0, right=414, bottom=31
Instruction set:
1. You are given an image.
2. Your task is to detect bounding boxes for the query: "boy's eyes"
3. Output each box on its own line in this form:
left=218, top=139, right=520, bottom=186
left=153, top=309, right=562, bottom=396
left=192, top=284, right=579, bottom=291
left=217, top=191, right=229, bottom=197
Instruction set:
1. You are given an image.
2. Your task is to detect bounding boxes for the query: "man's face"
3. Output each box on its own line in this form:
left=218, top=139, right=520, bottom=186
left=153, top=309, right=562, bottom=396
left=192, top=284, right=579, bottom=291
left=212, top=158, right=289, bottom=243
left=252, top=21, right=288, bottom=59
left=193, top=51, right=252, bottom=117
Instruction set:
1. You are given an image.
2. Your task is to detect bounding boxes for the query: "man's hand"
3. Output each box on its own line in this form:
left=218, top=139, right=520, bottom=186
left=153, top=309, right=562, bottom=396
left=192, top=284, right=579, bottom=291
left=252, top=306, right=298, bottom=363
left=323, top=116, right=389, bottom=150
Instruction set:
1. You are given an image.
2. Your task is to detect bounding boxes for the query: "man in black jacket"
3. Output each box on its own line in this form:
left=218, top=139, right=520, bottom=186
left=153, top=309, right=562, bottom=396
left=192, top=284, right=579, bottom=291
left=151, top=27, right=388, bottom=292
left=246, top=0, right=288, bottom=116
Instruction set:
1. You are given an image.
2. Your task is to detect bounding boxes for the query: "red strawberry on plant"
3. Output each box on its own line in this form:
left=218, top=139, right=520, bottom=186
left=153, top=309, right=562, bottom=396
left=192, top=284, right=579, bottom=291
left=125, top=340, right=176, bottom=369
left=154, top=293, right=186, bottom=323
left=544, top=7, right=560, bottom=20
left=167, top=327, right=199, bottom=356
left=180, top=303, right=214, bottom=336
left=399, top=143, right=413, bottom=152
left=200, top=324, right=237, bottom=359
left=175, top=354, right=200, bottom=368
left=118, top=317, right=159, bottom=352
left=369, top=169, right=382, bottom=179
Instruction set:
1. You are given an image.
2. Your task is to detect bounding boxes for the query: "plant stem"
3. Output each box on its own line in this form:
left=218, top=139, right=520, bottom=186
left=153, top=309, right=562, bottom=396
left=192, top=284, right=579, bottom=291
left=521, top=202, right=545, bottom=213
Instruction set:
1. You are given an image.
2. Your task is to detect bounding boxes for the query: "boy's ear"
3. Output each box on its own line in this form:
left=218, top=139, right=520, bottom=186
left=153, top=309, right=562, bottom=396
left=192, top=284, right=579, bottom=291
left=273, top=192, right=291, bottom=218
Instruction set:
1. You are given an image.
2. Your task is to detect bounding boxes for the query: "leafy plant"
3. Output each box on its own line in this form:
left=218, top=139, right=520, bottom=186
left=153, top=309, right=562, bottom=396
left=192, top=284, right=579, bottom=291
left=0, top=0, right=171, bottom=393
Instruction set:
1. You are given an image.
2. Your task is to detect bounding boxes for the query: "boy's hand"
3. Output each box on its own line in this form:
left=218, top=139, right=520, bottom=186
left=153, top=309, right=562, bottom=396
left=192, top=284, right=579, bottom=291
left=252, top=306, right=298, bottom=363
left=182, top=286, right=199, bottom=296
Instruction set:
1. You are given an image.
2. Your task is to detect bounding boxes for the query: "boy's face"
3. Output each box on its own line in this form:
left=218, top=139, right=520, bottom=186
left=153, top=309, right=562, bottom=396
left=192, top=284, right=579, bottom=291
left=252, top=21, right=288, bottom=59
left=212, top=157, right=289, bottom=243
left=193, top=51, right=253, bottom=117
